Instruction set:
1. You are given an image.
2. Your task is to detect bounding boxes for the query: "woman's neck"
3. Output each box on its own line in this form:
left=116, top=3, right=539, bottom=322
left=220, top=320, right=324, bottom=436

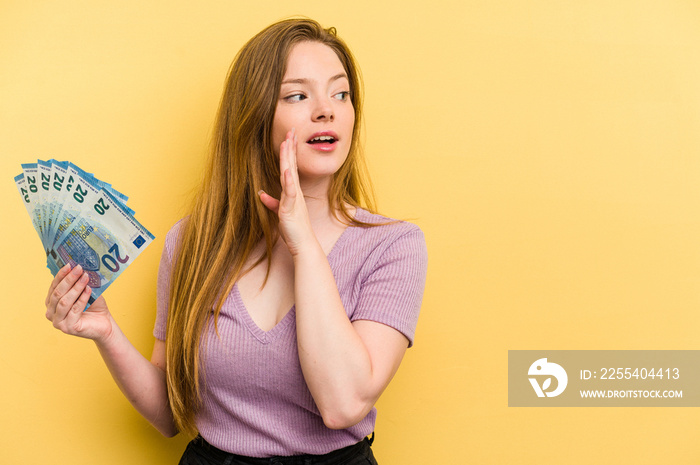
left=303, top=194, right=340, bottom=231
left=299, top=178, right=342, bottom=230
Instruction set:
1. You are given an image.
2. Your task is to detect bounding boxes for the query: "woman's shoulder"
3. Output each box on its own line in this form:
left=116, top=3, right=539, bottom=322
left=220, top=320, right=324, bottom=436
left=162, top=217, right=189, bottom=258
left=349, top=207, right=426, bottom=254
left=353, top=207, right=424, bottom=237
left=344, top=208, right=428, bottom=300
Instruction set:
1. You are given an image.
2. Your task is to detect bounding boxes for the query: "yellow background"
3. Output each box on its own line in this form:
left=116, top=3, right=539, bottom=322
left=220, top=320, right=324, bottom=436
left=2, top=1, right=699, bottom=463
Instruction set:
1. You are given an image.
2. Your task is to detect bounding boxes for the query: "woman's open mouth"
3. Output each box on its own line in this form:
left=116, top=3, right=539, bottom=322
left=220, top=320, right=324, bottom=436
left=306, top=132, right=339, bottom=151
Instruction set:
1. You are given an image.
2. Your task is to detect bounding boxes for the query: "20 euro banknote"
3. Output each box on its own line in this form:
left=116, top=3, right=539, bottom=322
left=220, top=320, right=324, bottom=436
left=46, top=188, right=153, bottom=304
left=15, top=160, right=154, bottom=305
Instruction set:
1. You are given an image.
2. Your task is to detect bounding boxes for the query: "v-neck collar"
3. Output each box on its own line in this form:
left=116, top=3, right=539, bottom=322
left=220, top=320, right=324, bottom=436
left=232, top=207, right=362, bottom=344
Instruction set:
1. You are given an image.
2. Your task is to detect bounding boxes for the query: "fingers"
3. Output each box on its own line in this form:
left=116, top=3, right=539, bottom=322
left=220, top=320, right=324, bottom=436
left=47, top=264, right=83, bottom=320
left=279, top=129, right=300, bottom=206
left=59, top=284, right=92, bottom=334
left=287, top=130, right=299, bottom=189
left=258, top=189, right=280, bottom=213
left=279, top=129, right=293, bottom=184
left=46, top=264, right=90, bottom=326
left=282, top=169, right=297, bottom=200
left=46, top=263, right=71, bottom=306
left=261, top=128, right=300, bottom=213
left=280, top=129, right=300, bottom=179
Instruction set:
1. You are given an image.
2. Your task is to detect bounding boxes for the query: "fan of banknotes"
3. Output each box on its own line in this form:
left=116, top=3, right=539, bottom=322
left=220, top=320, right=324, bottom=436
left=14, top=159, right=154, bottom=305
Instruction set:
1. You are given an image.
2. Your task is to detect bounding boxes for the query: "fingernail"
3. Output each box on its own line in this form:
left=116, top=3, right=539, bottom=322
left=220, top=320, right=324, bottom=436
left=72, top=264, right=83, bottom=275
left=81, top=273, right=89, bottom=283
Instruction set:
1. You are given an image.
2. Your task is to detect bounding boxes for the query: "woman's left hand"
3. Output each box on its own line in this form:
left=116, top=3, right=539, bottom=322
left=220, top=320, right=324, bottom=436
left=259, top=128, right=316, bottom=256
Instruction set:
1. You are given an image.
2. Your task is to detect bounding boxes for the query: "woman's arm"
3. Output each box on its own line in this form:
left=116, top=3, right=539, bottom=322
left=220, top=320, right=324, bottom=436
left=259, top=130, right=422, bottom=429
left=293, top=241, right=411, bottom=429
left=45, top=264, right=177, bottom=437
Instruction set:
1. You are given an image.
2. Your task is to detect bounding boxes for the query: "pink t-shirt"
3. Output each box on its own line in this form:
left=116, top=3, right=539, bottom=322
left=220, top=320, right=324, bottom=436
left=154, top=208, right=428, bottom=457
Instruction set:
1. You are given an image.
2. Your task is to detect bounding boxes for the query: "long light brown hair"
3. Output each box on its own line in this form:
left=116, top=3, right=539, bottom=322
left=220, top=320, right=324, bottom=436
left=166, top=18, right=379, bottom=436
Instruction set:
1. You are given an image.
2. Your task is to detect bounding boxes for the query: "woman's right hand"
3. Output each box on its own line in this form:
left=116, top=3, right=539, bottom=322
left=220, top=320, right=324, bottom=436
left=45, top=263, right=114, bottom=343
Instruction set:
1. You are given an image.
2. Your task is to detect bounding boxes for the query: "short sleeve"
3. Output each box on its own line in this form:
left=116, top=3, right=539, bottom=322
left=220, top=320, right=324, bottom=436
left=153, top=221, right=184, bottom=341
left=351, top=227, right=428, bottom=347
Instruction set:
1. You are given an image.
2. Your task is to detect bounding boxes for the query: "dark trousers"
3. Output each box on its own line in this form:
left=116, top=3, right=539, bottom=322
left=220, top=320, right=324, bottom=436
left=179, top=434, right=378, bottom=465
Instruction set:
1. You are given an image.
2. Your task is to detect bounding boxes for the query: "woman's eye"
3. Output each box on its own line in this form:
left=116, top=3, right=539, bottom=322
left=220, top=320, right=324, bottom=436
left=284, top=94, right=306, bottom=102
left=334, top=91, right=350, bottom=101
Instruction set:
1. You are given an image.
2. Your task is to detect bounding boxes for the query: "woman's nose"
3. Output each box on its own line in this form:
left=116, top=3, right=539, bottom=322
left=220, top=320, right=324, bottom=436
left=312, top=97, right=334, bottom=122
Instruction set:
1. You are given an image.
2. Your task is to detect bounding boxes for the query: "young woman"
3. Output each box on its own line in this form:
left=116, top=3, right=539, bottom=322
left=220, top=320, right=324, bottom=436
left=45, top=18, right=427, bottom=464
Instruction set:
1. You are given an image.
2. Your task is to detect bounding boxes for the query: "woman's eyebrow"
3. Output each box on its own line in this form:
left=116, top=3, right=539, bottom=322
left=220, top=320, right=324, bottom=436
left=281, top=73, right=349, bottom=85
